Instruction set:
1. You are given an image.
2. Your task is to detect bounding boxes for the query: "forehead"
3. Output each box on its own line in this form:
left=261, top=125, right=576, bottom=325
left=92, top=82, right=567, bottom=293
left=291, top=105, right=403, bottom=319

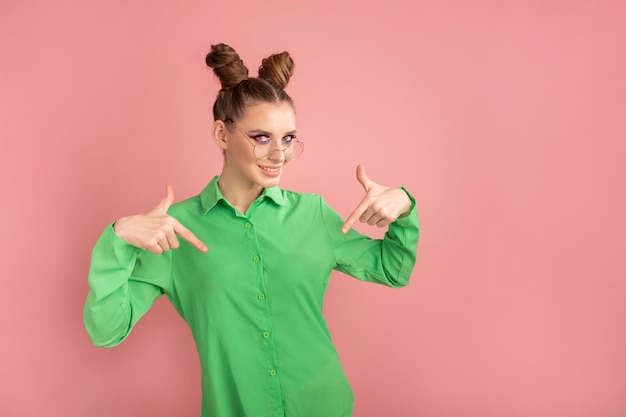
left=239, top=102, right=296, bottom=131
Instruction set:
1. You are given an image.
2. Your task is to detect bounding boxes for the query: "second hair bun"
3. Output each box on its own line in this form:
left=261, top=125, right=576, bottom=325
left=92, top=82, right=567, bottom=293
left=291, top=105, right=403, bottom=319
left=258, top=51, right=295, bottom=90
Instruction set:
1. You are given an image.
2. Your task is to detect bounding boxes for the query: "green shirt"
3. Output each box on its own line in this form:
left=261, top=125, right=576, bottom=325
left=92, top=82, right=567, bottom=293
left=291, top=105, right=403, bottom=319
left=84, top=176, right=420, bottom=417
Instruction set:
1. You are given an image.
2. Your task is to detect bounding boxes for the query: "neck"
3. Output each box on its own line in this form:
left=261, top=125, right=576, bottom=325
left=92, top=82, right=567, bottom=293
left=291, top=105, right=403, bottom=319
left=217, top=172, right=264, bottom=215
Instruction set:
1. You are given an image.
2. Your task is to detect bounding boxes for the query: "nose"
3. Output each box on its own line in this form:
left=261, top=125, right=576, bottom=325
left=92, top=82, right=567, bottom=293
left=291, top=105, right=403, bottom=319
left=268, top=148, right=286, bottom=162
left=266, top=138, right=287, bottom=161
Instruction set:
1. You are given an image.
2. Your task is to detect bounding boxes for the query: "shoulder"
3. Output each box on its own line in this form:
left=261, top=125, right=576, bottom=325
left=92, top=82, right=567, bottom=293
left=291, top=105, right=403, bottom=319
left=277, top=189, right=341, bottom=221
left=168, top=194, right=203, bottom=217
left=280, top=188, right=324, bottom=206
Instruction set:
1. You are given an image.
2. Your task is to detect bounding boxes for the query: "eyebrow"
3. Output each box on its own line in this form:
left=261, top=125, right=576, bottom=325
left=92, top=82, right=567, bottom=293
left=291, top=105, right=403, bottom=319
left=247, top=129, right=297, bottom=136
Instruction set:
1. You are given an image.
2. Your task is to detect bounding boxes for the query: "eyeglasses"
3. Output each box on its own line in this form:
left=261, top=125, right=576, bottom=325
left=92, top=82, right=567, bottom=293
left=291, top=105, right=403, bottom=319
left=225, top=119, right=304, bottom=162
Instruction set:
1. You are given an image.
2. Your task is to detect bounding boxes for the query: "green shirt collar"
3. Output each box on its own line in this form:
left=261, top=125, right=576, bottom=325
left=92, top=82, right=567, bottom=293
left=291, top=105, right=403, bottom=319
left=200, top=175, right=286, bottom=214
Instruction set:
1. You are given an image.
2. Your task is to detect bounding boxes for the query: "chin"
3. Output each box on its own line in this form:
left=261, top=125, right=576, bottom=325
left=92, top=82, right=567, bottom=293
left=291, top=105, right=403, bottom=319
left=259, top=176, right=281, bottom=188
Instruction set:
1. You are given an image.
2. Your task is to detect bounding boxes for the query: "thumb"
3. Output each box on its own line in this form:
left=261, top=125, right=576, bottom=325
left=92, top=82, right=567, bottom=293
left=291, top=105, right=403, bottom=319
left=157, top=184, right=175, bottom=212
left=356, top=164, right=375, bottom=191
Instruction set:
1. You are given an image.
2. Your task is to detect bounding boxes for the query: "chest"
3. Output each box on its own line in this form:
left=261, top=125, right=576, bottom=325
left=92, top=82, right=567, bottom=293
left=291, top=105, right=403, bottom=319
left=169, top=203, right=335, bottom=307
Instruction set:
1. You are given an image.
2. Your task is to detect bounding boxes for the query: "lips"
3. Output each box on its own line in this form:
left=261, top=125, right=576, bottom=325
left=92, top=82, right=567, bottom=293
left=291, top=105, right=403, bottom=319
left=259, top=165, right=281, bottom=173
left=259, top=164, right=282, bottom=178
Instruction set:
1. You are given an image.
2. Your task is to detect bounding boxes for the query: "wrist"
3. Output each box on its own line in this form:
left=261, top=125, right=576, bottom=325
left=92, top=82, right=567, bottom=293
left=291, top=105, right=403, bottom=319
left=397, top=187, right=414, bottom=219
left=113, top=216, right=131, bottom=238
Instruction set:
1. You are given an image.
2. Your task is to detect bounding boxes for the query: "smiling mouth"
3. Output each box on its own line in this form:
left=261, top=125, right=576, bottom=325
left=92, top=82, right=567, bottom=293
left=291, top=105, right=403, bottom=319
left=259, top=165, right=281, bottom=173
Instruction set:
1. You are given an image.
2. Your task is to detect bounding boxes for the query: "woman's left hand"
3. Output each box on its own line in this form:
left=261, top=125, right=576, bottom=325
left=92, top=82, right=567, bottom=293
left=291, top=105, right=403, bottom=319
left=342, top=165, right=413, bottom=233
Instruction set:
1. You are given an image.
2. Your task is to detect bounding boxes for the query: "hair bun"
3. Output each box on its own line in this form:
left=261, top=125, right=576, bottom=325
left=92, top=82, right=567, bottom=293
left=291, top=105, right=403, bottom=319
left=205, top=43, right=249, bottom=89
left=258, top=51, right=295, bottom=90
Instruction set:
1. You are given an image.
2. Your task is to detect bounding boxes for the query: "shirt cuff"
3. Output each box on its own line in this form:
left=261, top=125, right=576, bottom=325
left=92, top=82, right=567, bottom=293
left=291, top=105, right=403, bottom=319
left=87, top=223, right=139, bottom=295
left=396, top=186, right=417, bottom=221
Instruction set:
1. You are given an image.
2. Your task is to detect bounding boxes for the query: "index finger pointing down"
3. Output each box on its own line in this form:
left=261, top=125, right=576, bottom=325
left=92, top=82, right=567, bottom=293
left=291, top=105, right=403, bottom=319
left=173, top=220, right=208, bottom=252
left=341, top=199, right=369, bottom=234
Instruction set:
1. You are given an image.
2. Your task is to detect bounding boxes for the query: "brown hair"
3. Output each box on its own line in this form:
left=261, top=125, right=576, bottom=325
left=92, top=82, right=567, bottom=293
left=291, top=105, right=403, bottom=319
left=205, top=43, right=295, bottom=123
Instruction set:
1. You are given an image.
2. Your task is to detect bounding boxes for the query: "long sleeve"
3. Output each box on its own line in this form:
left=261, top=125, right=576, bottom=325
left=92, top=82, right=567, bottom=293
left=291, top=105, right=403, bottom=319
left=320, top=188, right=419, bottom=287
left=83, top=224, right=172, bottom=347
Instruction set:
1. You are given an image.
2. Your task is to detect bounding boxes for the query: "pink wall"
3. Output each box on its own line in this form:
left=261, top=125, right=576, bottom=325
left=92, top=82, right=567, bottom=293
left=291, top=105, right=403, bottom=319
left=2, top=1, right=625, bottom=416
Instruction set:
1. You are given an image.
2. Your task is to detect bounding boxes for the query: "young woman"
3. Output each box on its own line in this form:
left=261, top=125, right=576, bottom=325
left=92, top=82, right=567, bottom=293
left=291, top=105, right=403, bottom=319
left=84, top=43, right=420, bottom=417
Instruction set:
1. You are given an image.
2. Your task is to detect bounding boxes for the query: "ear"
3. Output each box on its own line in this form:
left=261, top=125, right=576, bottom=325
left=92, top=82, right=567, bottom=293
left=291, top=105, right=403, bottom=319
left=212, top=120, right=229, bottom=150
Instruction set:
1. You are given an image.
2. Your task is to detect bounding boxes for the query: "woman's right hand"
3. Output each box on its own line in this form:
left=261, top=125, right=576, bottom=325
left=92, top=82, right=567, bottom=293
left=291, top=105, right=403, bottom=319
left=113, top=185, right=208, bottom=255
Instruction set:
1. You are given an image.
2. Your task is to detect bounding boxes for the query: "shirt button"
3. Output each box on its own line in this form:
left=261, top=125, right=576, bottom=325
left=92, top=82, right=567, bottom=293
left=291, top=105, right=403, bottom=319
left=262, top=331, right=270, bottom=339
left=257, top=293, right=266, bottom=301
left=245, top=223, right=251, bottom=229
left=269, top=369, right=277, bottom=376
left=252, top=255, right=260, bottom=262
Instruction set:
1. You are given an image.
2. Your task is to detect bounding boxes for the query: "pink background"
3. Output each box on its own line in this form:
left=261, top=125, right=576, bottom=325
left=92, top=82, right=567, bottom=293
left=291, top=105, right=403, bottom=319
left=2, top=1, right=625, bottom=416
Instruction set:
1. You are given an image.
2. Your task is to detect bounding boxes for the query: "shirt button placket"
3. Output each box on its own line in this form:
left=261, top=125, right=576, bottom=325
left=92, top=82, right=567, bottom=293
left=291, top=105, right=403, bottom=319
left=246, top=219, right=283, bottom=412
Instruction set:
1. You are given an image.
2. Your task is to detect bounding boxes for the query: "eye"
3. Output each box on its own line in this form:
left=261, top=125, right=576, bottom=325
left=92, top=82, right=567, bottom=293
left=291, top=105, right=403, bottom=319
left=251, top=135, right=271, bottom=145
left=282, top=135, right=296, bottom=145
